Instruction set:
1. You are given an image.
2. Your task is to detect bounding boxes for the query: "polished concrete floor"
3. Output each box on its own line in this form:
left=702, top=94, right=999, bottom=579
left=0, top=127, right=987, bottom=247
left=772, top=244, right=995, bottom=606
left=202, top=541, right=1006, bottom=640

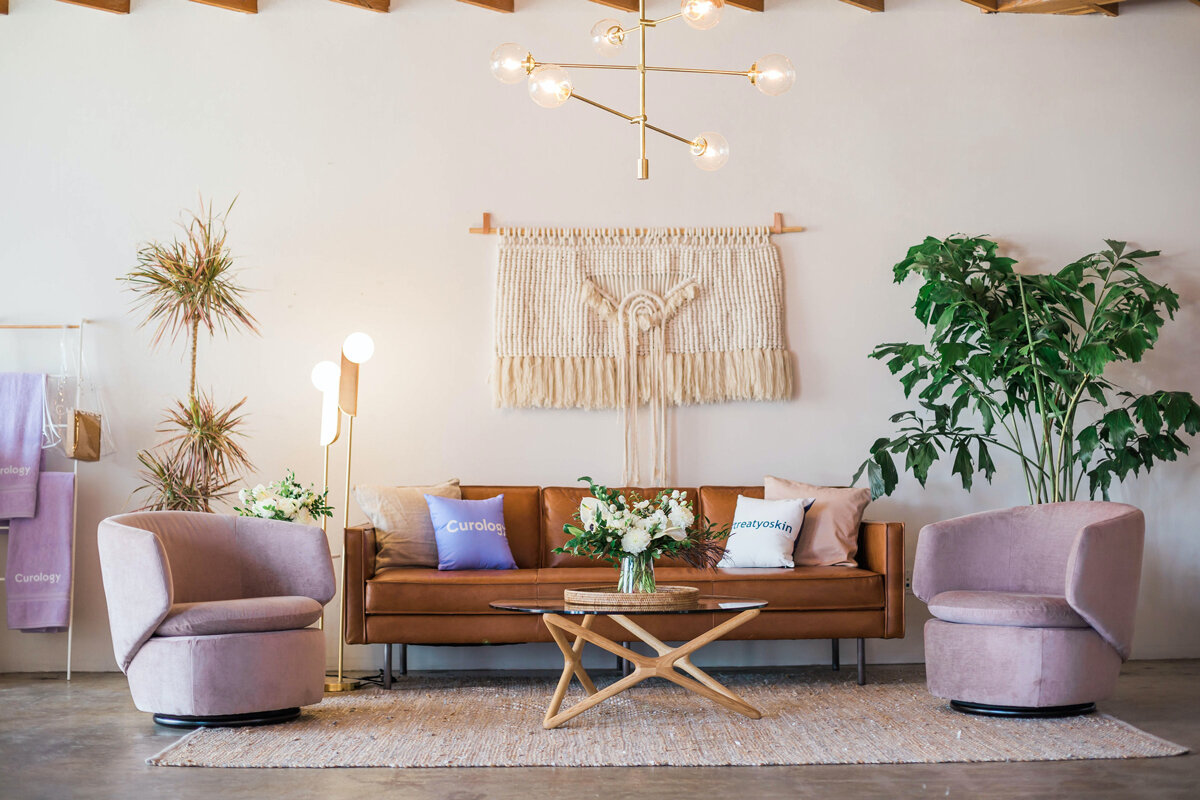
left=1, top=661, right=1196, bottom=800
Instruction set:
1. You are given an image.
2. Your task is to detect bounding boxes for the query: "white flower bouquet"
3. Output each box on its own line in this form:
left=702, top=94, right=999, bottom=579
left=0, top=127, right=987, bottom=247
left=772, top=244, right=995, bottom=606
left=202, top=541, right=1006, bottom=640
left=234, top=470, right=333, bottom=523
left=555, top=477, right=729, bottom=593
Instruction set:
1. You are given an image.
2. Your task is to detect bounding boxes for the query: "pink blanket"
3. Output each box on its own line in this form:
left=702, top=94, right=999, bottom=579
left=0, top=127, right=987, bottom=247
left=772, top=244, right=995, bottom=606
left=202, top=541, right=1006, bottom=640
left=5, top=472, right=75, bottom=632
left=0, top=373, right=44, bottom=519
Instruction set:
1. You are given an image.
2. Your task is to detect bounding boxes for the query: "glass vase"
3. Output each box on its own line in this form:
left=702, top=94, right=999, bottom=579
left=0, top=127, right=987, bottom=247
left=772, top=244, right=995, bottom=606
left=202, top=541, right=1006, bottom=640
left=617, top=554, right=656, bottom=594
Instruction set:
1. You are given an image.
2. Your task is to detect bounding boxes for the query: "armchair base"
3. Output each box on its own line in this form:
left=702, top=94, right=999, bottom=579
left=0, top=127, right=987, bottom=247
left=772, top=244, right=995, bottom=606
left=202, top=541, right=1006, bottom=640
left=949, top=700, right=1096, bottom=719
left=153, top=707, right=301, bottom=729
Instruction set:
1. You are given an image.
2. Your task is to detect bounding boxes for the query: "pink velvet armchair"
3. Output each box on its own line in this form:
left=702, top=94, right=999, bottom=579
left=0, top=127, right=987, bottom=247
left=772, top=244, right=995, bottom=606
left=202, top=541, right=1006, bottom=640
left=98, top=511, right=335, bottom=727
left=913, top=502, right=1145, bottom=717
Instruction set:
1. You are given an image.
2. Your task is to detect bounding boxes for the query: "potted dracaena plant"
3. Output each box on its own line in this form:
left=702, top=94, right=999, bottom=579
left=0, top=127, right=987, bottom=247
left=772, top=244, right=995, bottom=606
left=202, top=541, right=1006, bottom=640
left=122, top=198, right=259, bottom=511
left=853, top=236, right=1200, bottom=503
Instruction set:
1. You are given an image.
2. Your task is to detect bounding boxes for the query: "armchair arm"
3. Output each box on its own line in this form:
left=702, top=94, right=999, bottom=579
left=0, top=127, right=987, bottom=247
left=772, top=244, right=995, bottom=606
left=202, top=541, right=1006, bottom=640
left=234, top=516, right=336, bottom=605
left=857, top=521, right=905, bottom=638
left=1066, top=506, right=1145, bottom=660
left=97, top=518, right=173, bottom=673
left=343, top=524, right=376, bottom=645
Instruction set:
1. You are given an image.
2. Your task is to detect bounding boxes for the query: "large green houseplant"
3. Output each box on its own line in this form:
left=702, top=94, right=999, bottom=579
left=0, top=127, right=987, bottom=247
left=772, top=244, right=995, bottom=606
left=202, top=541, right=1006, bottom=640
left=123, top=199, right=259, bottom=511
left=853, top=236, right=1200, bottom=503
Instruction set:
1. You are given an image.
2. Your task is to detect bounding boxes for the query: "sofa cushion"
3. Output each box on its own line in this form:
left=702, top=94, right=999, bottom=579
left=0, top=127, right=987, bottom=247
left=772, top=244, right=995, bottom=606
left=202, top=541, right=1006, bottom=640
left=366, top=568, right=540, bottom=614
left=156, top=596, right=323, bottom=637
left=927, top=590, right=1089, bottom=629
left=460, top=486, right=542, bottom=569
left=719, top=495, right=814, bottom=568
left=764, top=476, right=870, bottom=567
left=541, top=486, right=700, bottom=568
left=426, top=494, right=518, bottom=571
left=353, top=479, right=461, bottom=570
left=711, top=567, right=884, bottom=611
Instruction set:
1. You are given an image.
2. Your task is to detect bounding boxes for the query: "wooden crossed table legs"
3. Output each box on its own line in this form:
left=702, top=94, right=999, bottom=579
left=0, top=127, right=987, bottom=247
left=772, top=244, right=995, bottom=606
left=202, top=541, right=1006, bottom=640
left=540, top=609, right=763, bottom=729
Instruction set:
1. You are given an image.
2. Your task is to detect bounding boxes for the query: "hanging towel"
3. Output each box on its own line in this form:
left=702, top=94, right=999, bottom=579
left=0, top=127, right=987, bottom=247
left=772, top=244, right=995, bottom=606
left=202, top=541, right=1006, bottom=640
left=5, top=472, right=75, bottom=632
left=0, top=373, right=45, bottom=519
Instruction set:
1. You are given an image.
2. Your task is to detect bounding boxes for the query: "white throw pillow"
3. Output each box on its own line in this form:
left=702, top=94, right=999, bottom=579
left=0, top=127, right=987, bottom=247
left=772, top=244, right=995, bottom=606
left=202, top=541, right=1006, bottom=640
left=719, top=495, right=815, bottom=569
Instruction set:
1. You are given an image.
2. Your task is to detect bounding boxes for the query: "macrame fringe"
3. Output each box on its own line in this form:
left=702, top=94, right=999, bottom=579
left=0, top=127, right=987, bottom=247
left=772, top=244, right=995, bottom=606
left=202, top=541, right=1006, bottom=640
left=493, top=350, right=794, bottom=410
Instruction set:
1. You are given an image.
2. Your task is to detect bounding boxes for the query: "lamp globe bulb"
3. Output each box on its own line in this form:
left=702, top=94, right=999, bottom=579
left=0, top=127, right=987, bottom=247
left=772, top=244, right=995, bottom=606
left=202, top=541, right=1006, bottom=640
left=310, top=360, right=340, bottom=392
left=590, top=19, right=626, bottom=56
left=528, top=65, right=573, bottom=109
left=752, top=54, right=796, bottom=96
left=342, top=332, right=375, bottom=364
left=490, top=43, right=530, bottom=85
left=681, top=0, right=723, bottom=30
left=690, top=132, right=730, bottom=172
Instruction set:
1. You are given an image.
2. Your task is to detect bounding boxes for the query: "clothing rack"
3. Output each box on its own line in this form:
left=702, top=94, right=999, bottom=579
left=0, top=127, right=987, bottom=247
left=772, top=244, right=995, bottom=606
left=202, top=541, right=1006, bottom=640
left=468, top=211, right=806, bottom=236
left=0, top=321, right=86, bottom=680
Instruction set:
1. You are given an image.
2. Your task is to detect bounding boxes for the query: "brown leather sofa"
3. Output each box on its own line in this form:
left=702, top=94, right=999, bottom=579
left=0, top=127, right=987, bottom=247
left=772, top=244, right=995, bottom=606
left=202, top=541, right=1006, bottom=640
left=344, top=485, right=904, bottom=687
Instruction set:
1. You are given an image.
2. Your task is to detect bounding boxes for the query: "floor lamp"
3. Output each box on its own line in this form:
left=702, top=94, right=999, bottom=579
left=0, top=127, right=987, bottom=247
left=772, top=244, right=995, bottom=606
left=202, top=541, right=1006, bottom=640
left=326, top=331, right=375, bottom=692
left=309, top=360, right=341, bottom=636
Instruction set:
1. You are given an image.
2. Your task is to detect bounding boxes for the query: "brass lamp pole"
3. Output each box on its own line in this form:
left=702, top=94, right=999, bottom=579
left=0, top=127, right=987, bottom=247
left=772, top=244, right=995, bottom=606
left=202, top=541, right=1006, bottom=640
left=310, top=361, right=341, bottom=635
left=323, top=332, right=375, bottom=693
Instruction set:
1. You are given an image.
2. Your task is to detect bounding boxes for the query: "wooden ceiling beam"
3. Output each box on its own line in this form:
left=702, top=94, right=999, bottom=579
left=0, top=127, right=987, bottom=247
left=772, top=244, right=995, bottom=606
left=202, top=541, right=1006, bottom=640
left=960, top=0, right=998, bottom=11
left=727, top=0, right=765, bottom=10
left=328, top=0, right=390, bottom=11
left=587, top=0, right=639, bottom=11
left=189, top=0, right=256, bottom=12
left=1088, top=3, right=1119, bottom=14
left=55, top=0, right=129, bottom=12
left=1, top=0, right=7, bottom=14
left=457, top=0, right=514, bottom=11
left=995, top=0, right=1124, bottom=11
left=838, top=0, right=885, bottom=10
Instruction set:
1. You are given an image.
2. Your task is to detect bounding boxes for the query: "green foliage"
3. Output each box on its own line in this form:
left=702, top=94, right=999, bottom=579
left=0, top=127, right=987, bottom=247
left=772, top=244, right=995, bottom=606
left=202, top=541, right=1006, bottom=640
left=852, top=236, right=1199, bottom=503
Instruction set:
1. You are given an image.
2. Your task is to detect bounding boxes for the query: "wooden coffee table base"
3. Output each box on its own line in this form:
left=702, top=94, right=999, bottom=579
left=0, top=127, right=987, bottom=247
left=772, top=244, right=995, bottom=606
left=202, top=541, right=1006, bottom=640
left=540, top=609, right=763, bottom=729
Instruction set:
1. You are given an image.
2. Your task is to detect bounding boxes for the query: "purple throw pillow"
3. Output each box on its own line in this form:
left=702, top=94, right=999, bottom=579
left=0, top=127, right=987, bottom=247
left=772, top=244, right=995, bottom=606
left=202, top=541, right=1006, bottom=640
left=424, top=494, right=518, bottom=571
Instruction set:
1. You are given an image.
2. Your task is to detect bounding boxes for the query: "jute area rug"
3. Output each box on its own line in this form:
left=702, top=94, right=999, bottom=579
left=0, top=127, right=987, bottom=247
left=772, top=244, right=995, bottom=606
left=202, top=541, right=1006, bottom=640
left=148, top=671, right=1187, bottom=768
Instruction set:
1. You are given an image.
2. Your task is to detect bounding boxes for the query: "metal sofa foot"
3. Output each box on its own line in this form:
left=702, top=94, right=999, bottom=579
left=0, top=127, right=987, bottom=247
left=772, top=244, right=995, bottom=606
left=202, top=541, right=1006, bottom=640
left=857, top=638, right=866, bottom=685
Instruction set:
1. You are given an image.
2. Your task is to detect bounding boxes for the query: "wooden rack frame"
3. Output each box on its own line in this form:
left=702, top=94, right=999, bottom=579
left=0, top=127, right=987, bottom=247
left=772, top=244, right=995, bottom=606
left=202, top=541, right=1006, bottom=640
left=0, top=321, right=87, bottom=680
left=469, top=211, right=805, bottom=235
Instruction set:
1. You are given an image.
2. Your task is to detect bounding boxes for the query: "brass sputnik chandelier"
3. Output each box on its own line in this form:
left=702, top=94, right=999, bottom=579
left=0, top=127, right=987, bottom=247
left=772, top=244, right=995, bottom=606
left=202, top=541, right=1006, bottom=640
left=489, top=0, right=795, bottom=180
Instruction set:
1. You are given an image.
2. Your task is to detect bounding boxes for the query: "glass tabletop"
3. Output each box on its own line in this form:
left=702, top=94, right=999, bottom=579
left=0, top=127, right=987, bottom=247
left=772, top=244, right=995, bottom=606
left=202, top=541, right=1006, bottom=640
left=490, top=596, right=767, bottom=615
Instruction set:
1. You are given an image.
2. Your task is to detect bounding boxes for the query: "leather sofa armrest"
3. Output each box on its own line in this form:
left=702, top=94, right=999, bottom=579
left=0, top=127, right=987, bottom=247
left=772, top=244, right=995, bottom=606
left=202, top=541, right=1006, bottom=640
left=858, top=521, right=905, bottom=639
left=343, top=525, right=376, bottom=645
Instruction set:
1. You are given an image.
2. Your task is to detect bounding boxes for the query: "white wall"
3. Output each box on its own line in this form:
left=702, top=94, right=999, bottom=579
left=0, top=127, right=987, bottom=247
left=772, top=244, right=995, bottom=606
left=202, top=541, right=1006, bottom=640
left=2, top=0, right=1198, bottom=675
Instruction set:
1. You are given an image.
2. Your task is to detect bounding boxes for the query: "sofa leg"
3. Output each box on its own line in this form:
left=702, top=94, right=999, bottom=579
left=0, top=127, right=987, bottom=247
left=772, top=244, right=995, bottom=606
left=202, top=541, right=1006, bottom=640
left=383, top=644, right=393, bottom=690
left=831, top=639, right=840, bottom=671
left=857, top=638, right=866, bottom=685
left=399, top=643, right=408, bottom=676
left=621, top=643, right=633, bottom=677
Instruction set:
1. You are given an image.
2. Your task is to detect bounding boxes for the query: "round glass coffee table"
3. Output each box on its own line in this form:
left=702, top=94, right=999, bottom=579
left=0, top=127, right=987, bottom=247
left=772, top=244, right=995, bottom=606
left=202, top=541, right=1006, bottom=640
left=490, top=596, right=767, bottom=729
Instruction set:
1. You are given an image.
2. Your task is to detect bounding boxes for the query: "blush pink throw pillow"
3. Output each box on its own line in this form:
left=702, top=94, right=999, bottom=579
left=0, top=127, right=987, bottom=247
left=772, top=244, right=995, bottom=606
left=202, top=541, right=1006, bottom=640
left=764, top=476, right=871, bottom=567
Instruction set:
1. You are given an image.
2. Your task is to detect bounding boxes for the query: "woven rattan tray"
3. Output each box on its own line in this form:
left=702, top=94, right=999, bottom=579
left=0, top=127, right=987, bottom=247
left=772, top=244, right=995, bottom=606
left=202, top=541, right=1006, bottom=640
left=563, top=585, right=700, bottom=609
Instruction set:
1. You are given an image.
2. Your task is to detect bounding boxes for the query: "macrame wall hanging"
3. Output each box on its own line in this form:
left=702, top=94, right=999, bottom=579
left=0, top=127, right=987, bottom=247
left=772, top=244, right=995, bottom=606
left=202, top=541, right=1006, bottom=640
left=494, top=226, right=793, bottom=485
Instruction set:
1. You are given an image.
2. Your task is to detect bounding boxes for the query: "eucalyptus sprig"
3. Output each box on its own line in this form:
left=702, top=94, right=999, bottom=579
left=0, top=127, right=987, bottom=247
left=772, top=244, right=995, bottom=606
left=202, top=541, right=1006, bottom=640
left=853, top=236, right=1200, bottom=503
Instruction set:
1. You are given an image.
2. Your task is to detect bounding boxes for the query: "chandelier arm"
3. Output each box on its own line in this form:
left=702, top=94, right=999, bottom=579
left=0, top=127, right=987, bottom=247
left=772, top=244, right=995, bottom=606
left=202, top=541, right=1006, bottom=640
left=536, top=62, right=638, bottom=71
left=570, top=92, right=695, bottom=148
left=644, top=66, right=753, bottom=77
left=569, top=91, right=637, bottom=122
left=617, top=12, right=682, bottom=35
left=642, top=122, right=695, bottom=147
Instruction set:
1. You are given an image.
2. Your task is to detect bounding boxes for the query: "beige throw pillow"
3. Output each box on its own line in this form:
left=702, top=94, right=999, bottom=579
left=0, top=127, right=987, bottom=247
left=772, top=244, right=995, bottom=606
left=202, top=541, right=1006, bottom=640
left=353, top=479, right=462, bottom=569
left=764, top=476, right=870, bottom=567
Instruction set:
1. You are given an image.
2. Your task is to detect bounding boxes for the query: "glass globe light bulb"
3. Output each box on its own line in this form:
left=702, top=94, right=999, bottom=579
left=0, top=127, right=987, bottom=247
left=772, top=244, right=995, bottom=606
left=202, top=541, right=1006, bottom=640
left=342, top=332, right=375, bottom=364
left=681, top=0, right=724, bottom=31
left=489, top=43, right=530, bottom=85
left=751, top=54, right=796, bottom=96
left=310, top=360, right=340, bottom=392
left=590, top=19, right=626, bottom=56
left=528, top=65, right=573, bottom=109
left=690, top=132, right=730, bottom=172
